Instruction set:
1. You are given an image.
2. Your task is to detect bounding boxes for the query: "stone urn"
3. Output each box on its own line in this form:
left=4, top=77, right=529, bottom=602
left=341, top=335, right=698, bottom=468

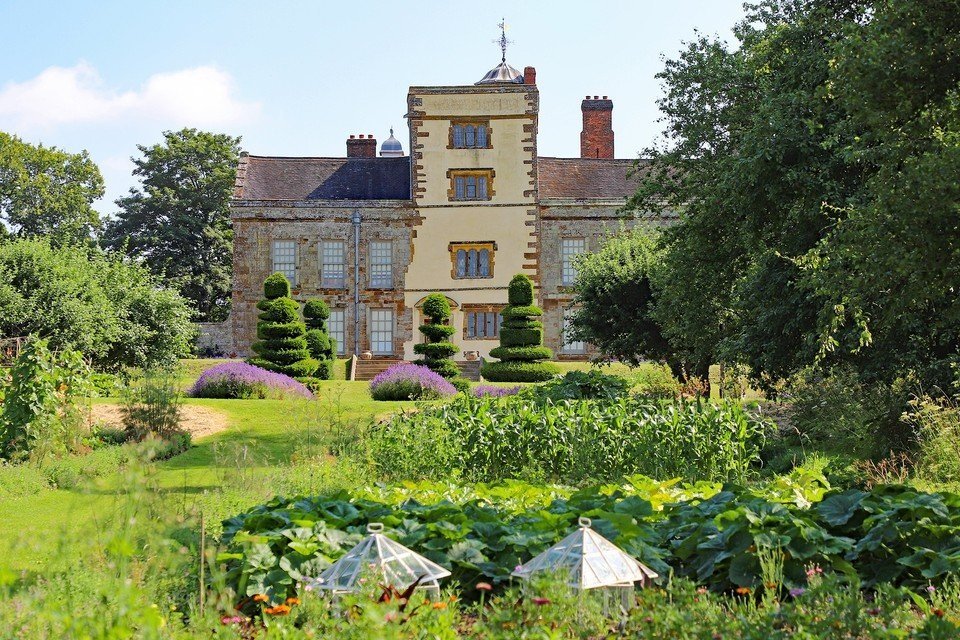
left=360, top=350, right=373, bottom=360
left=464, top=350, right=479, bottom=361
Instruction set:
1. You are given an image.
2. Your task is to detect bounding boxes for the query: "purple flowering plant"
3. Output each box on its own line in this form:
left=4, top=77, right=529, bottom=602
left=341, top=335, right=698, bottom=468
left=189, top=362, right=314, bottom=400
left=473, top=384, right=523, bottom=398
left=369, top=363, right=457, bottom=401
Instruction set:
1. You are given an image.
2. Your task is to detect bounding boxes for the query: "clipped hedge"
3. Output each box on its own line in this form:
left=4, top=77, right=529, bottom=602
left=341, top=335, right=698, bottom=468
left=488, top=345, right=554, bottom=361
left=416, top=293, right=459, bottom=379
left=482, top=274, right=555, bottom=382
left=248, top=273, right=318, bottom=378
left=414, top=342, right=459, bottom=359
left=499, top=327, right=544, bottom=347
left=481, top=360, right=559, bottom=382
left=303, top=298, right=335, bottom=380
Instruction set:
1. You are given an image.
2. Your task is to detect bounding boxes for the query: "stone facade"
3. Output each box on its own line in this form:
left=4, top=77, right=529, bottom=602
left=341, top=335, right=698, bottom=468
left=228, top=62, right=674, bottom=364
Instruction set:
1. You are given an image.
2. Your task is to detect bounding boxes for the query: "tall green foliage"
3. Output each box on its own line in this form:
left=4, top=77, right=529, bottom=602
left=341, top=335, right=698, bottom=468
left=104, top=128, right=240, bottom=322
left=303, top=299, right=335, bottom=380
left=0, top=338, right=90, bottom=461
left=0, top=238, right=195, bottom=370
left=481, top=275, right=559, bottom=382
left=568, top=228, right=675, bottom=370
left=0, top=131, right=104, bottom=245
left=413, top=293, right=460, bottom=378
left=248, top=273, right=318, bottom=378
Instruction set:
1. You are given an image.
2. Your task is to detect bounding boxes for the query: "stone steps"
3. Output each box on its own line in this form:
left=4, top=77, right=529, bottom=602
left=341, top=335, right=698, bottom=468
left=456, top=359, right=482, bottom=382
left=352, top=359, right=403, bottom=381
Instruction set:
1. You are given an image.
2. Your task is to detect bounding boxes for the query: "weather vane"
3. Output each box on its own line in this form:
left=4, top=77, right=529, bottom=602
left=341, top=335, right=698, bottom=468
left=494, top=18, right=512, bottom=62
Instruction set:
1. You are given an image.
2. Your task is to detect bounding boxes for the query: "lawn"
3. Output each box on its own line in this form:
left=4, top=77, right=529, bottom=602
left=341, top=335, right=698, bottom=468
left=0, top=375, right=410, bottom=574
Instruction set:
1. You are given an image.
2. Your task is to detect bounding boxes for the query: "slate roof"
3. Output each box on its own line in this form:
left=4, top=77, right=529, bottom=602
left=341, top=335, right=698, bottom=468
left=236, top=156, right=411, bottom=200
left=537, top=157, right=645, bottom=200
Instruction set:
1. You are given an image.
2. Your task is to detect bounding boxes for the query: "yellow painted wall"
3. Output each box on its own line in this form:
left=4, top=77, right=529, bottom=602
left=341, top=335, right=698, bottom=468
left=404, top=86, right=537, bottom=360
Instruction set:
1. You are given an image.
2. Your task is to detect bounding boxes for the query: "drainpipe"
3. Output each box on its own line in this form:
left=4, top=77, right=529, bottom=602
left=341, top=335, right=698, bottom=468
left=352, top=210, right=362, bottom=356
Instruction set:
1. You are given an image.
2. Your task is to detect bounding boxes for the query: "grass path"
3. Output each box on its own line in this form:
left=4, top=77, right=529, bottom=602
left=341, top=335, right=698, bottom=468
left=0, top=380, right=408, bottom=574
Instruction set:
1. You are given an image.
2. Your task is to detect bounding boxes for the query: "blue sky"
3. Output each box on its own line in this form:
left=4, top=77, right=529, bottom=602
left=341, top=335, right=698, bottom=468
left=0, top=1, right=747, bottom=211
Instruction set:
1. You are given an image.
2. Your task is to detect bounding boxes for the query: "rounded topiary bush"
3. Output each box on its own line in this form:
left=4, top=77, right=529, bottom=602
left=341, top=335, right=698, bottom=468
left=413, top=293, right=460, bottom=379
left=369, top=363, right=457, bottom=401
left=248, top=273, right=318, bottom=378
left=481, top=274, right=559, bottom=382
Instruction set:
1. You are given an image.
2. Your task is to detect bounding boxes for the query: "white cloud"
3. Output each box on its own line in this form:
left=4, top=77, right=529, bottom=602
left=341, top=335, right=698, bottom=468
left=0, top=62, right=260, bottom=132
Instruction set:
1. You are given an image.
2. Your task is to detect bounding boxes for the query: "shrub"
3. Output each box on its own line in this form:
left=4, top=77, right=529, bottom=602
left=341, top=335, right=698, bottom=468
left=0, top=338, right=90, bottom=461
left=631, top=362, right=681, bottom=398
left=530, top=369, right=629, bottom=401
left=482, top=274, right=558, bottom=382
left=303, top=298, right=335, bottom=380
left=188, top=361, right=314, bottom=399
left=248, top=273, right=319, bottom=378
left=784, top=367, right=879, bottom=455
left=121, top=369, right=184, bottom=442
left=473, top=385, right=522, bottom=398
left=369, top=394, right=768, bottom=483
left=89, top=372, right=121, bottom=398
left=413, top=293, right=460, bottom=379
left=450, top=377, right=471, bottom=394
left=0, top=238, right=195, bottom=371
left=369, top=363, right=457, bottom=401
left=905, top=390, right=960, bottom=483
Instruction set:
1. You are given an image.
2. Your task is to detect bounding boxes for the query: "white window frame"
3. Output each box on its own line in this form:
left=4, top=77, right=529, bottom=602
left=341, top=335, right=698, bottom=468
left=328, top=309, right=346, bottom=355
left=561, top=307, right=586, bottom=354
left=320, top=241, right=346, bottom=288
left=272, top=240, right=297, bottom=286
left=560, top=238, right=587, bottom=286
left=369, top=241, right=393, bottom=288
left=370, top=308, right=394, bottom=355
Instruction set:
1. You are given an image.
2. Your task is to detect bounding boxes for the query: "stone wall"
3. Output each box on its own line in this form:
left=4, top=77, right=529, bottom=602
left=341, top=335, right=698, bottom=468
left=196, top=321, right=233, bottom=356
left=230, top=200, right=416, bottom=357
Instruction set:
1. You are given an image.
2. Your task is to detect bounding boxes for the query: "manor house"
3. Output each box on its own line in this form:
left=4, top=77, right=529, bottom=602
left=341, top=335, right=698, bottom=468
left=228, top=57, right=671, bottom=374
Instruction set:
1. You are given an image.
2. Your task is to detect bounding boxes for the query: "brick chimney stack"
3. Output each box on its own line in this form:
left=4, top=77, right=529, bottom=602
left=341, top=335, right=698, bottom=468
left=523, top=66, right=537, bottom=85
left=580, top=96, right=614, bottom=159
left=346, top=134, right=377, bottom=158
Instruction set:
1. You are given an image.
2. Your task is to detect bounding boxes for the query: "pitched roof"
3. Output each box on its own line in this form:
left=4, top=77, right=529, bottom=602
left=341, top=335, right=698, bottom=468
left=236, top=155, right=410, bottom=201
left=537, top=157, right=645, bottom=200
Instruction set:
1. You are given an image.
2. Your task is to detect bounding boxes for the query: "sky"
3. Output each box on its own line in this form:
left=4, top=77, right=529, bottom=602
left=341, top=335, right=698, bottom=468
left=0, top=0, right=748, bottom=213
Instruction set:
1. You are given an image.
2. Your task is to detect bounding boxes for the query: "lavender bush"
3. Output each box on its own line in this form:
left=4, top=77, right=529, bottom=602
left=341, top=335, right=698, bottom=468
left=473, top=384, right=522, bottom=398
left=188, top=362, right=314, bottom=400
left=369, top=363, right=457, bottom=401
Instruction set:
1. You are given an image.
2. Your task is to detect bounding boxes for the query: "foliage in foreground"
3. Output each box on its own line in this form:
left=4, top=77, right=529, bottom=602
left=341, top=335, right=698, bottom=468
left=0, top=338, right=89, bottom=461
left=368, top=394, right=767, bottom=484
left=0, top=238, right=196, bottom=370
left=220, top=477, right=960, bottom=609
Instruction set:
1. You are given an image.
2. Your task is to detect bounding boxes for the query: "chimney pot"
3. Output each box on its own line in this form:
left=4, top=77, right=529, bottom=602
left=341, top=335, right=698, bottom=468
left=523, top=66, right=537, bottom=85
left=580, top=96, right=614, bottom=159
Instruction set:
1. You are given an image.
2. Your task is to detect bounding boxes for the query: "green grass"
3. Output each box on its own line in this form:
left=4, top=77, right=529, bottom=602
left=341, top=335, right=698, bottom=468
left=0, top=379, right=411, bottom=574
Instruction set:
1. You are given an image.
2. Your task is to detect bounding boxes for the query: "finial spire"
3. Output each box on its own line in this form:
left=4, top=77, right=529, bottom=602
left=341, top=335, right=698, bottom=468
left=495, top=18, right=511, bottom=63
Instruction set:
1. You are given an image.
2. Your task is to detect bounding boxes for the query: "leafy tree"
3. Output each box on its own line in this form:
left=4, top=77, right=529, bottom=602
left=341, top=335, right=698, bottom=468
left=248, top=273, right=318, bottom=378
left=629, top=0, right=869, bottom=384
left=104, top=128, right=240, bottom=322
left=801, top=0, right=960, bottom=387
left=0, top=131, right=104, bottom=244
left=413, top=293, right=460, bottom=378
left=567, top=228, right=675, bottom=370
left=481, top=274, right=559, bottom=382
left=0, top=238, right=195, bottom=371
left=303, top=298, right=336, bottom=380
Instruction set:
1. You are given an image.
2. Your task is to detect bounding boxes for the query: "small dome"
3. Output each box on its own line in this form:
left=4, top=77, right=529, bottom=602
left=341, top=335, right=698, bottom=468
left=476, top=60, right=524, bottom=85
left=380, top=128, right=404, bottom=157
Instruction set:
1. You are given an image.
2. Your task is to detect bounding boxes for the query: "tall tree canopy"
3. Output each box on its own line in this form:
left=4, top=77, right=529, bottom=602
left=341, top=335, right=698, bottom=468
left=0, top=131, right=104, bottom=245
left=630, top=0, right=959, bottom=388
left=104, top=128, right=241, bottom=322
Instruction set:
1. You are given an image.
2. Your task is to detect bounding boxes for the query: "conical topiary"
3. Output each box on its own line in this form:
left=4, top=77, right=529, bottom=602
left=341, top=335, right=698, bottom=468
left=413, top=293, right=460, bottom=379
left=481, top=274, right=560, bottom=382
left=303, top=298, right=335, bottom=380
left=248, top=272, right=318, bottom=378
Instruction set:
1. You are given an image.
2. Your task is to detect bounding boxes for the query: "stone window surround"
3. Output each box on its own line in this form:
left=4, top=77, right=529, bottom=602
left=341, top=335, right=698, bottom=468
left=368, top=240, right=394, bottom=289
left=320, top=240, right=347, bottom=289
left=448, top=241, right=497, bottom=280
left=328, top=308, right=346, bottom=355
left=461, top=303, right=504, bottom=341
left=446, top=168, right=496, bottom=202
left=369, top=307, right=395, bottom=355
left=560, top=237, right=587, bottom=286
left=448, top=119, right=493, bottom=149
left=561, top=306, right=586, bottom=354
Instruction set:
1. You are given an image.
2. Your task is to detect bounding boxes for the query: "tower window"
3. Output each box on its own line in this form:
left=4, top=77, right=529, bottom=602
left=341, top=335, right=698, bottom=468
left=449, top=242, right=496, bottom=279
left=450, top=121, right=491, bottom=149
left=448, top=169, right=494, bottom=201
